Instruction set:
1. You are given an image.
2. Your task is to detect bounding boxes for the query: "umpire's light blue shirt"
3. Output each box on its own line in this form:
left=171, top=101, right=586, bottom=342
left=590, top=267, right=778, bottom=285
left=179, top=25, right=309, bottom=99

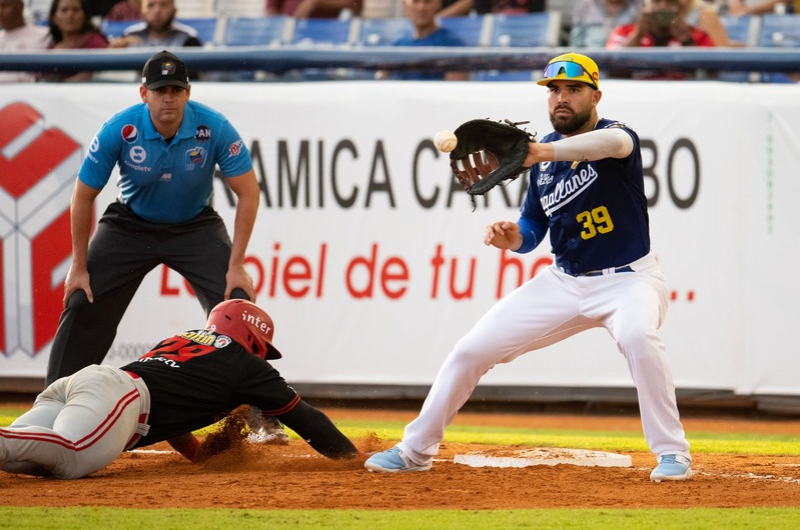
left=79, top=100, right=253, bottom=224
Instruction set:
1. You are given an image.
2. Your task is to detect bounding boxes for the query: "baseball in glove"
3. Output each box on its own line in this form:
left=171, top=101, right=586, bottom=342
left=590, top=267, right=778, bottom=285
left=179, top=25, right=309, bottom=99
left=449, top=119, right=536, bottom=196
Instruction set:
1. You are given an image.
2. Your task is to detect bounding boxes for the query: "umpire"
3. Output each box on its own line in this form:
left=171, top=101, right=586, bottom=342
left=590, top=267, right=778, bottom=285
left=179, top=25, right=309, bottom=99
left=46, top=50, right=259, bottom=385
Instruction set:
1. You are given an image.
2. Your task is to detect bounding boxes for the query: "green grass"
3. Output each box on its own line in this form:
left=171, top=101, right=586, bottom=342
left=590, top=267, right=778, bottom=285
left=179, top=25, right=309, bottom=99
left=335, top=419, right=800, bottom=456
left=0, top=507, right=799, bottom=530
left=2, top=406, right=800, bottom=529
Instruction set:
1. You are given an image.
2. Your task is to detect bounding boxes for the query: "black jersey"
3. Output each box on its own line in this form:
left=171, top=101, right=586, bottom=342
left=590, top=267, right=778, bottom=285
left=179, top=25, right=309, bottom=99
left=122, top=329, right=299, bottom=448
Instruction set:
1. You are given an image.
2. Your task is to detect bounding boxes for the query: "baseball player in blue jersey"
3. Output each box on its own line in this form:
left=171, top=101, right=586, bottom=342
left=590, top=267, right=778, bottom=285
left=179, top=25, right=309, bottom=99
left=45, top=50, right=287, bottom=443
left=366, top=52, right=692, bottom=482
left=0, top=300, right=361, bottom=479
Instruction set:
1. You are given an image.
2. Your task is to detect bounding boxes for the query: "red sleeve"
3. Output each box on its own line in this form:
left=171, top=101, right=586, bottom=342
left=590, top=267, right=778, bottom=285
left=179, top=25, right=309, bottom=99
left=606, top=24, right=635, bottom=48
left=692, top=29, right=716, bottom=47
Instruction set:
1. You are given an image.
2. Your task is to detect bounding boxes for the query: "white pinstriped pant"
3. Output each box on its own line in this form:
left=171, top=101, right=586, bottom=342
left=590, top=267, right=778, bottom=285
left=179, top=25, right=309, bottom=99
left=0, top=365, right=150, bottom=479
left=399, top=251, right=691, bottom=465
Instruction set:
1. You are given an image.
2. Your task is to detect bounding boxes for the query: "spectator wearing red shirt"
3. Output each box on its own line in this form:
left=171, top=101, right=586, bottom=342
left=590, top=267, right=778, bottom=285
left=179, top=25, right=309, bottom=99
left=606, top=0, right=714, bottom=79
left=266, top=0, right=362, bottom=18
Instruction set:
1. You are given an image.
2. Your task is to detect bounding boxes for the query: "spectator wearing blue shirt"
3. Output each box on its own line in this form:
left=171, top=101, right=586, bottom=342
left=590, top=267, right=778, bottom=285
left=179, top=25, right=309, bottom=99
left=377, top=0, right=469, bottom=80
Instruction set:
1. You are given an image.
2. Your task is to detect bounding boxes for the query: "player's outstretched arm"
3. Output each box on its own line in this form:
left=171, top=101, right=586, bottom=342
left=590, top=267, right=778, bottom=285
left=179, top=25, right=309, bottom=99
left=278, top=400, right=361, bottom=460
left=167, top=433, right=202, bottom=462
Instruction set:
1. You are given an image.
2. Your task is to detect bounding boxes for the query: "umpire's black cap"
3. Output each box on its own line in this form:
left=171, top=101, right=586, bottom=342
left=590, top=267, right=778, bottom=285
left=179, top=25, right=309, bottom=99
left=142, top=50, right=190, bottom=90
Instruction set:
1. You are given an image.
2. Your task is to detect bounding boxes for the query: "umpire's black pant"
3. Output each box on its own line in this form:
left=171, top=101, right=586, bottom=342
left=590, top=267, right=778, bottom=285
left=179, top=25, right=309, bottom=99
left=45, top=201, right=241, bottom=386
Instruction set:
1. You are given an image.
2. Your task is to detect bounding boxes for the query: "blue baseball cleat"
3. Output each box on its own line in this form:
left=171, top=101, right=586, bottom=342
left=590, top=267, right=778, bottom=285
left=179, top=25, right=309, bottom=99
left=364, top=446, right=432, bottom=473
left=650, top=454, right=692, bottom=482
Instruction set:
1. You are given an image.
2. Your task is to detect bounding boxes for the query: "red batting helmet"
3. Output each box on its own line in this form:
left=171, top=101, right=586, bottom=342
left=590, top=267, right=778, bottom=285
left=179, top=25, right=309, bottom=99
left=206, top=300, right=282, bottom=360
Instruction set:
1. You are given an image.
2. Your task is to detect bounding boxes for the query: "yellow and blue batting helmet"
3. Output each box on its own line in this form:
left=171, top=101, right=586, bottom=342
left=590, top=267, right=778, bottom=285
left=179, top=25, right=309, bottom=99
left=536, top=53, right=600, bottom=89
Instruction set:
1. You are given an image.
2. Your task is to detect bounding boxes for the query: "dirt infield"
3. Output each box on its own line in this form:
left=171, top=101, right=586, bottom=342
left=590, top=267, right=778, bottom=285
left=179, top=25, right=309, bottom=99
left=1, top=407, right=799, bottom=510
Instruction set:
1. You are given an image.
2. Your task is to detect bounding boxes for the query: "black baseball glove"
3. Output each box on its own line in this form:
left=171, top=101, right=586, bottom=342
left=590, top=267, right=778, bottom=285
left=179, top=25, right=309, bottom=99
left=449, top=119, right=536, bottom=196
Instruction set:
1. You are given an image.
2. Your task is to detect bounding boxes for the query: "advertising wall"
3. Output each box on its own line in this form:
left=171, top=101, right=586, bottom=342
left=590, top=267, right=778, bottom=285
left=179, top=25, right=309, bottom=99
left=1, top=80, right=798, bottom=400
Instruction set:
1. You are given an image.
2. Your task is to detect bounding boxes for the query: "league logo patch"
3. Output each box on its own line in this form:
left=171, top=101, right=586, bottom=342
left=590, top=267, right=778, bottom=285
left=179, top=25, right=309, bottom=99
left=195, top=125, right=211, bottom=141
left=185, top=146, right=207, bottom=170
left=228, top=139, right=243, bottom=157
left=121, top=124, right=138, bottom=143
left=214, top=335, right=232, bottom=349
left=161, top=61, right=175, bottom=76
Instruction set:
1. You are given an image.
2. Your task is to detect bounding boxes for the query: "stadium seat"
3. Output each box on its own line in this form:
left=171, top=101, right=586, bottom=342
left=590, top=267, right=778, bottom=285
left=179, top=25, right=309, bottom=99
left=718, top=14, right=759, bottom=46
left=439, top=15, right=489, bottom=47
left=100, top=19, right=140, bottom=39
left=290, top=18, right=358, bottom=46
left=757, top=13, right=800, bottom=47
left=222, top=16, right=291, bottom=47
left=176, top=17, right=219, bottom=47
left=358, top=18, right=413, bottom=46
left=489, top=12, right=562, bottom=47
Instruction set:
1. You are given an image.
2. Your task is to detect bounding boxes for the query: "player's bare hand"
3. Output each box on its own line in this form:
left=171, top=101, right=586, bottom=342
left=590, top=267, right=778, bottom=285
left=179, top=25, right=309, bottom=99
left=225, top=265, right=256, bottom=302
left=63, top=265, right=93, bottom=306
left=484, top=221, right=523, bottom=250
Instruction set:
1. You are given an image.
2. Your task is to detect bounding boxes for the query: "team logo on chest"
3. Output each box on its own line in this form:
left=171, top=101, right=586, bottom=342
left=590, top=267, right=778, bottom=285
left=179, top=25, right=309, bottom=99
left=539, top=164, right=599, bottom=215
left=185, top=146, right=207, bottom=171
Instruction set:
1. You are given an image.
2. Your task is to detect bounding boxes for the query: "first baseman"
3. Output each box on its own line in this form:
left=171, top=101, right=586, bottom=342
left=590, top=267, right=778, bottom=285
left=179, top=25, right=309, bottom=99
left=0, top=300, right=360, bottom=479
left=365, top=53, right=692, bottom=482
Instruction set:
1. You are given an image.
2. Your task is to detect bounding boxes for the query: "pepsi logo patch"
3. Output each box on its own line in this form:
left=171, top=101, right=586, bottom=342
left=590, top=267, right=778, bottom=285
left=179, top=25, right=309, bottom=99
left=195, top=125, right=211, bottom=141
left=121, top=124, right=138, bottom=143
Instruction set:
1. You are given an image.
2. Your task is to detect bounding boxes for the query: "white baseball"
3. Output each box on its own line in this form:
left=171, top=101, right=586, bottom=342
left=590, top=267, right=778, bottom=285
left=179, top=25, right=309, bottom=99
left=434, top=130, right=457, bottom=153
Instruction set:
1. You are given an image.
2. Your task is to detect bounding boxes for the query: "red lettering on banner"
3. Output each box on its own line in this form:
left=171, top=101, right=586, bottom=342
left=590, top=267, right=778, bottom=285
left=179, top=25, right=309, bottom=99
left=346, top=243, right=408, bottom=299
left=428, top=244, right=475, bottom=300
left=160, top=266, right=180, bottom=296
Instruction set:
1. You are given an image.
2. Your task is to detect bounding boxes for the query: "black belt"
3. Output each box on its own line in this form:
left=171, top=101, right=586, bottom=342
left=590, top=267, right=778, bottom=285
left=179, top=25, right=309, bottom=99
left=578, top=265, right=634, bottom=277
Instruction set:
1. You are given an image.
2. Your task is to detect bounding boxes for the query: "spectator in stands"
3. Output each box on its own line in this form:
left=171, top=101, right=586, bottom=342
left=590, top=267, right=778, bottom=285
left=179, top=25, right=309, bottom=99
left=266, top=0, right=363, bottom=18
left=0, top=0, right=52, bottom=82
left=570, top=0, right=644, bottom=48
left=684, top=0, right=733, bottom=45
left=42, top=0, right=108, bottom=82
left=104, top=0, right=141, bottom=20
left=438, top=0, right=544, bottom=17
left=377, top=0, right=469, bottom=80
left=606, top=0, right=715, bottom=78
left=109, top=0, right=200, bottom=48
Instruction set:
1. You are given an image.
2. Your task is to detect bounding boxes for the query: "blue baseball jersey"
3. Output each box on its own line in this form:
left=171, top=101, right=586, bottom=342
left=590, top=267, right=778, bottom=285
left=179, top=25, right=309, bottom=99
left=79, top=100, right=253, bottom=224
left=520, top=118, right=650, bottom=274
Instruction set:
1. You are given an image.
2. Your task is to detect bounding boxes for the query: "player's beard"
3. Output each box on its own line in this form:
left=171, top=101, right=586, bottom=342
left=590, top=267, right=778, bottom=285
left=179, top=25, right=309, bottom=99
left=549, top=105, right=593, bottom=135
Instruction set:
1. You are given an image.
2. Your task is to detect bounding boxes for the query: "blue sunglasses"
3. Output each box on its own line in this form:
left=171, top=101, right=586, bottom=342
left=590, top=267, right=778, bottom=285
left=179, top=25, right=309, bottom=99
left=543, top=61, right=597, bottom=88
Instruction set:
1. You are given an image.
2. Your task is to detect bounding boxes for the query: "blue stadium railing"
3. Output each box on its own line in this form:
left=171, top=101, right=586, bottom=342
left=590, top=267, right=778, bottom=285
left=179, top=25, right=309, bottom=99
left=1, top=47, right=799, bottom=78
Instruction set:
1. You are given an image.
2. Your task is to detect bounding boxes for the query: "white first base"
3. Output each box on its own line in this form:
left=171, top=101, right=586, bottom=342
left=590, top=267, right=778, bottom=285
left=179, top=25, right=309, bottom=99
left=453, top=447, right=632, bottom=468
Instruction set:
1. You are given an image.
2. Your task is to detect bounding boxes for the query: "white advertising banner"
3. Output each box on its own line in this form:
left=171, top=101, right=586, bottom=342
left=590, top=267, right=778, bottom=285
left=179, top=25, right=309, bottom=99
left=0, top=81, right=798, bottom=398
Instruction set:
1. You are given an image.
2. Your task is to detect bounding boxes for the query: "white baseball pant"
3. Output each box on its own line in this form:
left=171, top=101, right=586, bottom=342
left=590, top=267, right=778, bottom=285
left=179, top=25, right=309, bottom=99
left=398, top=251, right=690, bottom=465
left=0, top=365, right=150, bottom=479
